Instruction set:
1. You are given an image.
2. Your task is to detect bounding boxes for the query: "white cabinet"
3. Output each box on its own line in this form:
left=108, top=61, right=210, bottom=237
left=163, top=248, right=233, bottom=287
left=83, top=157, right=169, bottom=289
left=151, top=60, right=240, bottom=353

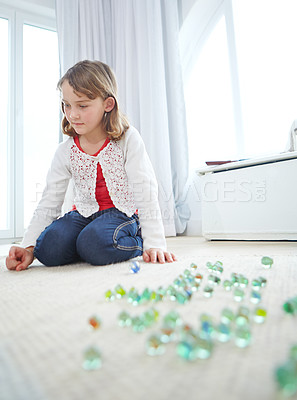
left=196, top=152, right=297, bottom=240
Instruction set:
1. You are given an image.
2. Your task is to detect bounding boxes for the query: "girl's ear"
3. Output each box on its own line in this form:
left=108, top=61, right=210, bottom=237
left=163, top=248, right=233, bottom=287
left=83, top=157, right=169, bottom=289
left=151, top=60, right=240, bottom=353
left=104, top=96, right=115, bottom=112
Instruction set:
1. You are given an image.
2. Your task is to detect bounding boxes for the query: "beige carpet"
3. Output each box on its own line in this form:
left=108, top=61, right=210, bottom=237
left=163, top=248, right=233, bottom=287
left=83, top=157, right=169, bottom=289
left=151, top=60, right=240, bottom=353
left=0, top=237, right=296, bottom=400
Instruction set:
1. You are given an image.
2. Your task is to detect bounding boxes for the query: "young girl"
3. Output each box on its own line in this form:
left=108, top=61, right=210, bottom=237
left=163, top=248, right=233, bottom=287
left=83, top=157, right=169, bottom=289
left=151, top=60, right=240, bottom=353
left=6, top=60, right=176, bottom=271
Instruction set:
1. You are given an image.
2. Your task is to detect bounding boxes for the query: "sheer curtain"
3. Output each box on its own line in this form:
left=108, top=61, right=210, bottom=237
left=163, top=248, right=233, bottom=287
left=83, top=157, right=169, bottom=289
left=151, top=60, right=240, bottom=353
left=55, top=0, right=190, bottom=236
left=178, top=0, right=225, bottom=235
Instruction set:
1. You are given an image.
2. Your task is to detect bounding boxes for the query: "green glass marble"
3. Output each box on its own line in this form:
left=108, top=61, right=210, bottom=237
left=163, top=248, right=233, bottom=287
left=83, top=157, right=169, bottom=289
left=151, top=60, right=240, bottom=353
left=235, top=327, right=251, bottom=348
left=177, top=340, right=196, bottom=361
left=139, top=288, right=152, bottom=304
left=223, top=280, right=232, bottom=291
left=118, top=311, right=132, bottom=327
left=258, top=276, right=267, bottom=287
left=150, top=291, right=157, bottom=302
left=105, top=289, right=115, bottom=302
left=179, top=323, right=196, bottom=340
left=176, top=291, right=190, bottom=304
left=183, top=268, right=191, bottom=277
left=203, top=285, right=214, bottom=298
left=235, top=307, right=250, bottom=327
left=208, top=274, right=221, bottom=285
left=235, top=313, right=249, bottom=327
left=142, top=308, right=159, bottom=327
left=231, top=273, right=240, bottom=287
left=163, top=310, right=182, bottom=329
left=160, top=325, right=176, bottom=343
left=131, top=316, right=146, bottom=333
left=221, top=308, right=235, bottom=324
left=215, top=266, right=224, bottom=275
left=250, top=290, right=261, bottom=304
left=233, top=288, right=245, bottom=302
left=216, top=323, right=231, bottom=343
left=194, top=337, right=213, bottom=359
left=176, top=279, right=187, bottom=290
left=283, top=297, right=297, bottom=315
left=127, top=288, right=141, bottom=305
left=290, top=345, right=297, bottom=361
left=185, top=276, right=196, bottom=289
left=173, top=278, right=182, bottom=288
left=275, top=360, right=297, bottom=397
left=251, top=279, right=262, bottom=291
left=114, top=284, right=126, bottom=298
left=146, top=334, right=165, bottom=356
left=214, top=260, right=223, bottom=267
left=82, top=346, right=102, bottom=370
left=190, top=262, right=198, bottom=271
left=167, top=285, right=177, bottom=300
left=261, top=256, right=273, bottom=269
left=253, top=307, right=267, bottom=324
left=190, top=281, right=200, bottom=292
left=206, top=261, right=214, bottom=272
left=238, top=275, right=249, bottom=288
left=212, top=262, right=224, bottom=275
left=156, top=287, right=166, bottom=302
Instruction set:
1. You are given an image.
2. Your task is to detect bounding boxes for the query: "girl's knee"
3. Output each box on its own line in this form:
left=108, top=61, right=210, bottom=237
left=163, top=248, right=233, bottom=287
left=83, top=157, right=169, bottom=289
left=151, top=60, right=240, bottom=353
left=76, top=226, right=143, bottom=265
left=76, top=214, right=143, bottom=265
left=34, top=223, right=79, bottom=266
left=76, top=226, right=109, bottom=265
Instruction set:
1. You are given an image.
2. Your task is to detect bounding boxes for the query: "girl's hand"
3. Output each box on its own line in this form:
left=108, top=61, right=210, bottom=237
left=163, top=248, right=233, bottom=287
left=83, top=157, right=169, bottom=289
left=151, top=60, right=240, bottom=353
left=6, top=246, right=34, bottom=271
left=142, top=248, right=177, bottom=264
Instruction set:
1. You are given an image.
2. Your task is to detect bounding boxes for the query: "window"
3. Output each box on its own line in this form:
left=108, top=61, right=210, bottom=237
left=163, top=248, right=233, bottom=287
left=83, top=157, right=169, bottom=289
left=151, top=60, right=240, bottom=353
left=0, top=17, right=9, bottom=232
left=23, top=24, right=59, bottom=227
left=0, top=6, right=59, bottom=241
left=184, top=16, right=237, bottom=168
left=232, top=0, right=297, bottom=156
left=183, top=0, right=297, bottom=169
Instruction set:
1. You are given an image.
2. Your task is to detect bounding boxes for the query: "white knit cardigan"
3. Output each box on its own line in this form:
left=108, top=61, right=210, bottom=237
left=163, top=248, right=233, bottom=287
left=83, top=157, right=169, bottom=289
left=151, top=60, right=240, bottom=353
left=21, top=126, right=167, bottom=251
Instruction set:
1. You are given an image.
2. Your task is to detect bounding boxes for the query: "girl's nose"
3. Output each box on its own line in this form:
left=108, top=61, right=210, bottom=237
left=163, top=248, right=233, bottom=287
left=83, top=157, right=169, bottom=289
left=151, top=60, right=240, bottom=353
left=70, top=109, right=79, bottom=119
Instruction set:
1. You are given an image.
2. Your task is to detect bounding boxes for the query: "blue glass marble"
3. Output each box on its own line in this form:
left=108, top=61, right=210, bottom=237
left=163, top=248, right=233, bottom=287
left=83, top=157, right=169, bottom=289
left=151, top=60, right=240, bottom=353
left=215, top=323, right=231, bottom=342
left=250, top=290, right=261, bottom=304
left=130, top=261, right=140, bottom=273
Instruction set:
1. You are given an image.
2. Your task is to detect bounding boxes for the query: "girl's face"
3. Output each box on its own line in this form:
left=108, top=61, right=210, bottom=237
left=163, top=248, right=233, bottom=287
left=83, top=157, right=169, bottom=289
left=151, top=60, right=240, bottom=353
left=61, top=80, right=114, bottom=138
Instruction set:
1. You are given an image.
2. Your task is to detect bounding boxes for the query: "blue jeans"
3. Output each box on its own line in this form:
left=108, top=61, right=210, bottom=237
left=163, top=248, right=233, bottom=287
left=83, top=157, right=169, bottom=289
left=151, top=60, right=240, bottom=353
left=34, top=208, right=143, bottom=266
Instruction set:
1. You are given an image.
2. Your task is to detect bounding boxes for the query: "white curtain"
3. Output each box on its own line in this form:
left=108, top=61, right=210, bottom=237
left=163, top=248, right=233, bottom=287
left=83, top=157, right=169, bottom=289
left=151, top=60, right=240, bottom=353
left=55, top=0, right=190, bottom=236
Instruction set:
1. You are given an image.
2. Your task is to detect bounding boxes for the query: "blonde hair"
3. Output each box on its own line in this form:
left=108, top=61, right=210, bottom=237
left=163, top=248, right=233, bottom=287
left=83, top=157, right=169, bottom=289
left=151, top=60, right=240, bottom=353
left=57, top=60, right=129, bottom=140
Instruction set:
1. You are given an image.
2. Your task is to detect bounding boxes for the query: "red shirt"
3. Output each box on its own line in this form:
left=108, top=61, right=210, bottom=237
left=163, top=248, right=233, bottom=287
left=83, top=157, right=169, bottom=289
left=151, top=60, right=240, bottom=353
left=73, top=136, right=115, bottom=211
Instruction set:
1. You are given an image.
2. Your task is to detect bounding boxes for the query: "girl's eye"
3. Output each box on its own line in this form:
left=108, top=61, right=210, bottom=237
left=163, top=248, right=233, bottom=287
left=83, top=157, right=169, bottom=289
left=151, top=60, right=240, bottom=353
left=79, top=105, right=87, bottom=108
left=63, top=103, right=70, bottom=109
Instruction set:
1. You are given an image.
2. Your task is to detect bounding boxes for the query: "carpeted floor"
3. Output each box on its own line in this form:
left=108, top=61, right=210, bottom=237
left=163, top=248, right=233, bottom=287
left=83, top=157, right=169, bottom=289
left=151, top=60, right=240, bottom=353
left=0, top=237, right=296, bottom=400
